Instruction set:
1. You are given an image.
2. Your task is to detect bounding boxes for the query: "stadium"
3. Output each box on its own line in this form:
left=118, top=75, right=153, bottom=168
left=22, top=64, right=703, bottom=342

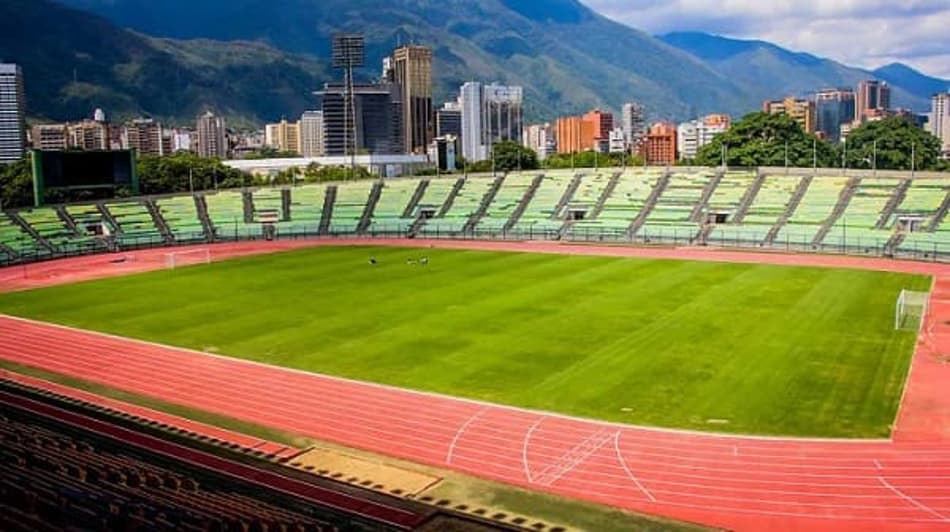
left=2, top=166, right=950, bottom=531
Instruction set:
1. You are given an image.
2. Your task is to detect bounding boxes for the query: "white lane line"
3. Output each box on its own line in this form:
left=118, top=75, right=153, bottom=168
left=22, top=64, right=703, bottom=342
left=879, top=476, right=950, bottom=522
left=734, top=445, right=739, bottom=457
left=614, top=431, right=657, bottom=503
left=875, top=459, right=883, bottom=470
left=522, top=417, right=546, bottom=484
left=446, top=407, right=488, bottom=465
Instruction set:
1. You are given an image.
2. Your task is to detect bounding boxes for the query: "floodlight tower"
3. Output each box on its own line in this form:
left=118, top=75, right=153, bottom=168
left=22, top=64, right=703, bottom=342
left=332, top=33, right=365, bottom=179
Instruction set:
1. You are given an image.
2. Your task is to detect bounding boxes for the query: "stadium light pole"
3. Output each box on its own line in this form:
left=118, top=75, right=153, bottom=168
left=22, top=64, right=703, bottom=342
left=784, top=139, right=789, bottom=174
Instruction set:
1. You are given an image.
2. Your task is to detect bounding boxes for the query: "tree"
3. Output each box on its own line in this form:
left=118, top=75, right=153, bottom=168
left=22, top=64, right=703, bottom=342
left=694, top=112, right=837, bottom=168
left=544, top=150, right=643, bottom=169
left=842, top=116, right=943, bottom=171
left=137, top=152, right=251, bottom=194
left=0, top=159, right=34, bottom=209
left=491, top=141, right=539, bottom=172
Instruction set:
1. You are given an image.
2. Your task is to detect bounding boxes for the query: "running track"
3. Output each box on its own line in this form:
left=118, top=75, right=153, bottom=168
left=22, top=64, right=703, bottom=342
left=2, top=239, right=950, bottom=531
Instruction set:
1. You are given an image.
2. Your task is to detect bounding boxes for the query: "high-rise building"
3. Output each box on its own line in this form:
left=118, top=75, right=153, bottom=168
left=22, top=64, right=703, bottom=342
left=196, top=111, right=227, bottom=159
left=932, top=93, right=950, bottom=157
left=126, top=118, right=163, bottom=156
left=523, top=123, right=556, bottom=160
left=31, top=124, right=69, bottom=151
left=555, top=115, right=594, bottom=154
left=608, top=128, right=627, bottom=154
left=621, top=102, right=646, bottom=151
left=320, top=81, right=402, bottom=156
left=856, top=80, right=891, bottom=123
left=265, top=119, right=302, bottom=154
left=641, top=122, right=677, bottom=165
left=0, top=63, right=26, bottom=163
left=300, top=111, right=325, bottom=158
left=392, top=45, right=433, bottom=154
left=815, top=88, right=855, bottom=143
left=763, top=96, right=816, bottom=134
left=676, top=114, right=730, bottom=160
left=582, top=109, right=613, bottom=153
left=436, top=100, right=462, bottom=140
left=458, top=82, right=523, bottom=162
left=68, top=120, right=110, bottom=151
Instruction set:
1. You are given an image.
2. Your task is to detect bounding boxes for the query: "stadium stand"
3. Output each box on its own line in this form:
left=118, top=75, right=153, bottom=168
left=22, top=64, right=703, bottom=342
left=155, top=195, right=207, bottom=243
left=571, top=170, right=664, bottom=238
left=17, top=207, right=103, bottom=254
left=819, top=178, right=902, bottom=251
left=0, top=379, right=520, bottom=532
left=511, top=171, right=575, bottom=236
left=709, top=175, right=803, bottom=246
left=773, top=176, right=850, bottom=248
left=285, top=184, right=326, bottom=235
left=368, top=179, right=420, bottom=234
left=0, top=213, right=44, bottom=258
left=250, top=188, right=283, bottom=223
left=418, top=177, right=495, bottom=236
left=637, top=170, right=717, bottom=241
left=328, top=180, right=376, bottom=234
left=896, top=179, right=950, bottom=255
left=476, top=173, right=538, bottom=234
left=204, top=191, right=260, bottom=240
left=104, top=201, right=164, bottom=247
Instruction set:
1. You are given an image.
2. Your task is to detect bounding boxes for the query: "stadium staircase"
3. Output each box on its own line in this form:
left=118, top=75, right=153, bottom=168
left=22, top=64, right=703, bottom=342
left=54, top=205, right=82, bottom=236
left=437, top=177, right=466, bottom=217
left=690, top=170, right=725, bottom=222
left=144, top=199, right=174, bottom=243
left=96, top=203, right=122, bottom=236
left=875, top=179, right=912, bottom=230
left=764, top=175, right=813, bottom=245
left=462, top=174, right=506, bottom=233
left=588, top=172, right=622, bottom=219
left=811, top=177, right=860, bottom=247
left=281, top=189, right=292, bottom=221
left=885, top=232, right=907, bottom=255
left=627, top=171, right=671, bottom=237
left=554, top=173, right=583, bottom=218
left=356, top=181, right=384, bottom=234
left=928, top=190, right=950, bottom=231
left=402, top=179, right=429, bottom=218
left=194, top=194, right=214, bottom=241
left=242, top=191, right=254, bottom=223
left=318, top=186, right=337, bottom=235
left=0, top=242, right=17, bottom=259
left=8, top=211, right=52, bottom=251
left=731, top=171, right=766, bottom=223
left=502, top=174, right=545, bottom=232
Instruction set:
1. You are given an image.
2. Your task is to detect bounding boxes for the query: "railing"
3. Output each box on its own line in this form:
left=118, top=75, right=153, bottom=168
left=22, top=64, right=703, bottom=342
left=5, top=223, right=950, bottom=268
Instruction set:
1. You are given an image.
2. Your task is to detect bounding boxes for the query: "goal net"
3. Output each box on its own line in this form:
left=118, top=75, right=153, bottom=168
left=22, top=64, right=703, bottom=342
left=165, top=248, right=212, bottom=270
left=895, top=289, right=929, bottom=331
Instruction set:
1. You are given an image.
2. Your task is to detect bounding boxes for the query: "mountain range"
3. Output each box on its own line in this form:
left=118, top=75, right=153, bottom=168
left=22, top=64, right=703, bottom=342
left=3, top=0, right=947, bottom=126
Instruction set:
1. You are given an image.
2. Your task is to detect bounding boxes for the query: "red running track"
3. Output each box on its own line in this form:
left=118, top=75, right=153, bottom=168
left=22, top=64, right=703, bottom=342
left=2, top=239, right=950, bottom=531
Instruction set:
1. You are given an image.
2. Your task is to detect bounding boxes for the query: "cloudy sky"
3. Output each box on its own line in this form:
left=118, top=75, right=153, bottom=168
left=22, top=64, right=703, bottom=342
left=585, top=0, right=950, bottom=79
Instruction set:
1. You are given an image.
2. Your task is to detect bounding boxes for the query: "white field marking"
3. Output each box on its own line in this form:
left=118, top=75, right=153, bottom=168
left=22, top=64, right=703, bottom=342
left=0, top=314, right=896, bottom=444
left=522, top=417, right=545, bottom=483
left=614, top=431, right=656, bottom=503
left=445, top=407, right=487, bottom=465
left=532, top=428, right=614, bottom=487
left=875, top=459, right=884, bottom=470
left=892, top=274, right=939, bottom=437
left=879, top=476, right=950, bottom=522
left=733, top=445, right=739, bottom=457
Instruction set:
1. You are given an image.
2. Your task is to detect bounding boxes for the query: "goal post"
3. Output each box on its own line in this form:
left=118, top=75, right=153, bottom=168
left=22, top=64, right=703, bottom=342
left=165, top=248, right=212, bottom=270
left=895, top=289, right=929, bottom=331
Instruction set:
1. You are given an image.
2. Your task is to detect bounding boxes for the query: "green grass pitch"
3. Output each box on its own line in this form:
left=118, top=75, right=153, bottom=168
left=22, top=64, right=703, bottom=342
left=0, top=246, right=930, bottom=437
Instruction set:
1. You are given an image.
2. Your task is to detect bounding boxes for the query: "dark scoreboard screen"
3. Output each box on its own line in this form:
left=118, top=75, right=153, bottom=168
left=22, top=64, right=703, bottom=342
left=38, top=151, right=134, bottom=188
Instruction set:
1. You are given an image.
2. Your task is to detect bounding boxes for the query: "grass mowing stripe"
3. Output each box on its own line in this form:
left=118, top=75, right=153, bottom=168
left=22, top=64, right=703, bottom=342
left=0, top=245, right=929, bottom=437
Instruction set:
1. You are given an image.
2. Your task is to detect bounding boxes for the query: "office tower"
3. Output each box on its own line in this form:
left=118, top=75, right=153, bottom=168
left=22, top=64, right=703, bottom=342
left=815, top=88, right=855, bottom=143
left=126, top=118, right=163, bottom=156
left=582, top=109, right=613, bottom=153
left=621, top=102, right=646, bottom=150
left=300, top=111, right=325, bottom=158
left=320, top=81, right=402, bottom=156
left=932, top=93, right=950, bottom=157
left=459, top=82, right=524, bottom=162
left=555, top=115, right=591, bottom=154
left=641, top=122, right=677, bottom=165
left=763, top=96, right=816, bottom=134
left=460, top=82, right=484, bottom=161
left=196, top=111, right=227, bottom=158
left=0, top=63, right=26, bottom=163
left=436, top=100, right=462, bottom=140
left=264, top=119, right=302, bottom=154
left=856, top=80, right=891, bottom=122
left=392, top=45, right=433, bottom=154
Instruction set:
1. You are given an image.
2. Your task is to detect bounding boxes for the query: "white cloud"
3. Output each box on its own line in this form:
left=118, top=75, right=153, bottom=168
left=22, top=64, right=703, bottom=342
left=584, top=0, right=950, bottom=79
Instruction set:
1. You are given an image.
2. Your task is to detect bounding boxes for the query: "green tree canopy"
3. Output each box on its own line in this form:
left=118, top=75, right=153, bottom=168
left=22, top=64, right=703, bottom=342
left=843, top=116, right=943, bottom=171
left=137, top=152, right=251, bottom=194
left=492, top=141, right=539, bottom=172
left=694, top=112, right=837, bottom=168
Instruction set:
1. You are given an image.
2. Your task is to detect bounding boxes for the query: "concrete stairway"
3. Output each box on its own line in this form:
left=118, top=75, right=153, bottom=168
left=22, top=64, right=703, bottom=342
left=318, top=186, right=337, bottom=235
left=242, top=190, right=254, bottom=223
left=357, top=181, right=384, bottom=234
left=194, top=194, right=214, bottom=240
left=54, top=205, right=82, bottom=236
left=7, top=212, right=52, bottom=251
left=437, top=178, right=466, bottom=217
left=462, top=174, right=506, bottom=233
left=553, top=173, right=583, bottom=219
left=811, top=177, right=860, bottom=247
left=928, top=189, right=950, bottom=231
left=875, top=179, right=911, bottom=230
left=690, top=170, right=724, bottom=222
left=96, top=203, right=122, bottom=236
left=144, top=198, right=174, bottom=243
left=402, top=180, right=429, bottom=218
left=588, top=172, right=621, bottom=219
left=731, top=172, right=766, bottom=224
left=627, top=171, right=671, bottom=238
left=503, top=174, right=545, bottom=232
left=764, top=175, right=813, bottom=245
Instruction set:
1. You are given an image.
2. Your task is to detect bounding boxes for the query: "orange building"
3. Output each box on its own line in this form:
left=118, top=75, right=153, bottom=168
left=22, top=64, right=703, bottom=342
left=703, top=114, right=731, bottom=128
left=641, top=122, right=677, bottom=165
left=582, top=109, right=614, bottom=150
left=556, top=109, right=614, bottom=154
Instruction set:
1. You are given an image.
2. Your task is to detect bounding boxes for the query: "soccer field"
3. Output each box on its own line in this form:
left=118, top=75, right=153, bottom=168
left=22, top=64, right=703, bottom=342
left=0, top=246, right=929, bottom=437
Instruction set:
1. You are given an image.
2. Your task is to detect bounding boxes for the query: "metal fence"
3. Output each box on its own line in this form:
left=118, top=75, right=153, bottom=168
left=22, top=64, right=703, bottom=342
left=4, top=223, right=950, bottom=269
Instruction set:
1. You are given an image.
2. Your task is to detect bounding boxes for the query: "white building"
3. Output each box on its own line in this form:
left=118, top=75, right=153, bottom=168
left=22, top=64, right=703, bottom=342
left=932, top=93, right=950, bottom=158
left=522, top=123, right=556, bottom=160
left=608, top=128, right=627, bottom=154
left=0, top=63, right=26, bottom=163
left=676, top=116, right=730, bottom=160
left=197, top=111, right=227, bottom=158
left=300, top=110, right=325, bottom=158
left=459, top=81, right=523, bottom=162
left=621, top=102, right=645, bottom=151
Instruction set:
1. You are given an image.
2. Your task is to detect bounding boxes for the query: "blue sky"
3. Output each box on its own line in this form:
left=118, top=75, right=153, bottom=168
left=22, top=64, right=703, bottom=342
left=585, top=0, right=950, bottom=79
